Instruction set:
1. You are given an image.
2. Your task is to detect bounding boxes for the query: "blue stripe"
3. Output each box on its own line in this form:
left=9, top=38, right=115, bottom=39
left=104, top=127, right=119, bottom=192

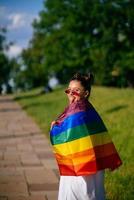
left=50, top=108, right=104, bottom=136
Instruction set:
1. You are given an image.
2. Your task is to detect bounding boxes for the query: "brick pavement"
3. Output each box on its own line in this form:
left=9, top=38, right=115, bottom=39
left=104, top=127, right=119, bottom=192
left=0, top=95, right=59, bottom=200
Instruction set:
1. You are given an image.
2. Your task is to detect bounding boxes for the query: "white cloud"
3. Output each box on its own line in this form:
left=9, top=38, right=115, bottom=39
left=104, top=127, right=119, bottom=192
left=7, top=13, right=35, bottom=30
left=0, top=6, right=35, bottom=31
left=8, top=13, right=31, bottom=30
left=8, top=14, right=25, bottom=29
left=5, top=44, right=23, bottom=58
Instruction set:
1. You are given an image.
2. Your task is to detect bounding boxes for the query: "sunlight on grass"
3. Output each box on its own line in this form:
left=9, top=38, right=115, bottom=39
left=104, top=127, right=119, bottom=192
left=15, top=85, right=134, bottom=200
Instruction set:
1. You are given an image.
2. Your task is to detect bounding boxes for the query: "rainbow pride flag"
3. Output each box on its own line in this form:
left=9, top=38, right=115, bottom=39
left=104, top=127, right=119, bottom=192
left=50, top=99, right=122, bottom=176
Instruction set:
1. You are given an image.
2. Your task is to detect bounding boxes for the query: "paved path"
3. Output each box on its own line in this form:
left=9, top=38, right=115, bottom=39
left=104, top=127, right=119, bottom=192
left=0, top=95, right=59, bottom=200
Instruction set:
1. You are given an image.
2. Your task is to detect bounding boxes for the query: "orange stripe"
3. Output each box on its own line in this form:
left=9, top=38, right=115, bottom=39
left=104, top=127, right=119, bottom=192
left=55, top=142, right=117, bottom=165
left=58, top=153, right=122, bottom=176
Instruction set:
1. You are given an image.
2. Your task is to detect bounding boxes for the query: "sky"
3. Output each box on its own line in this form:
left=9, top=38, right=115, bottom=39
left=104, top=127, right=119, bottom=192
left=0, top=0, right=44, bottom=58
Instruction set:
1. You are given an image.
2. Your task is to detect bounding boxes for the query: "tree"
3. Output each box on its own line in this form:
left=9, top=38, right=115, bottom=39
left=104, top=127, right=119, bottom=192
left=22, top=0, right=134, bottom=87
left=20, top=31, right=49, bottom=88
left=0, top=28, right=12, bottom=93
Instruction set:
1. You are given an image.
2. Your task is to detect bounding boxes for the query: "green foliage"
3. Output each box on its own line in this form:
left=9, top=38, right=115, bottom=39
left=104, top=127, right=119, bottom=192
left=15, top=85, right=134, bottom=200
left=22, top=32, right=48, bottom=85
left=21, top=0, right=134, bottom=88
left=0, top=29, right=12, bottom=92
left=0, top=53, right=9, bottom=84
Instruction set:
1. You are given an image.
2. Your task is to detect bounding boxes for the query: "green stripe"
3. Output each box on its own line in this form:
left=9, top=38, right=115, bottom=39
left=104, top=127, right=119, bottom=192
left=51, top=122, right=107, bottom=145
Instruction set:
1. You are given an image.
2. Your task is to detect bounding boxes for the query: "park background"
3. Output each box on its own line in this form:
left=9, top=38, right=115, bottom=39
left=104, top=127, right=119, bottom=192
left=0, top=0, right=134, bottom=199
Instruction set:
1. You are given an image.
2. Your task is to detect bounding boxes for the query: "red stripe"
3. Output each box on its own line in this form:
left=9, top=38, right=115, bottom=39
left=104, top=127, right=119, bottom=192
left=58, top=153, right=122, bottom=176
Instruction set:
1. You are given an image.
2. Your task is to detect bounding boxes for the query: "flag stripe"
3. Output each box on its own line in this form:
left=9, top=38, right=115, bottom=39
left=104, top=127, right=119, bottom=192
left=53, top=132, right=111, bottom=156
left=58, top=153, right=122, bottom=176
left=51, top=121, right=107, bottom=145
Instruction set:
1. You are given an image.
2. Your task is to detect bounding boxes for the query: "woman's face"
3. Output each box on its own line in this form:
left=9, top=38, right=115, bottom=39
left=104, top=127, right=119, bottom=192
left=65, top=80, right=89, bottom=104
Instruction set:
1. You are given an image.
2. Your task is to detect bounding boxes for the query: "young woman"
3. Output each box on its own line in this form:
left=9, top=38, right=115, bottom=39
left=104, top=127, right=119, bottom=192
left=50, top=72, right=122, bottom=200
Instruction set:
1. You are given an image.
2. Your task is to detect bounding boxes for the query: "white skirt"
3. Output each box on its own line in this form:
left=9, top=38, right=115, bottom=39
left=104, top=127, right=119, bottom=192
left=58, top=170, right=105, bottom=200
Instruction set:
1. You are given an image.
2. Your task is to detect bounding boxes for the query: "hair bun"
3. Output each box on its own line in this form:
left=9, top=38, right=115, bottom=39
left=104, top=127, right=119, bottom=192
left=84, top=73, right=94, bottom=85
left=72, top=72, right=94, bottom=85
left=72, top=72, right=81, bottom=79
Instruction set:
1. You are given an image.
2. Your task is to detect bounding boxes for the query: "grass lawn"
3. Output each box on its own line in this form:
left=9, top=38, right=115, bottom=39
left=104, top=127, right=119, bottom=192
left=15, top=85, right=134, bottom=200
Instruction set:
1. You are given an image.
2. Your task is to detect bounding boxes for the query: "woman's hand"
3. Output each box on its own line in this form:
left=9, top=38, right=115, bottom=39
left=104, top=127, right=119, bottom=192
left=50, top=120, right=59, bottom=130
left=69, top=95, right=81, bottom=104
left=50, top=121, right=56, bottom=129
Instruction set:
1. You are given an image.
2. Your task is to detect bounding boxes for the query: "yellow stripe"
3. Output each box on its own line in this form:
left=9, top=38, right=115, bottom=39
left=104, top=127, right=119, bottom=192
left=53, top=132, right=111, bottom=156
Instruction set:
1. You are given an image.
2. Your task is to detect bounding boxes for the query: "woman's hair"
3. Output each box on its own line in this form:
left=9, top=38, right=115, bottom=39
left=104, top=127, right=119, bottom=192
left=70, top=72, right=94, bottom=98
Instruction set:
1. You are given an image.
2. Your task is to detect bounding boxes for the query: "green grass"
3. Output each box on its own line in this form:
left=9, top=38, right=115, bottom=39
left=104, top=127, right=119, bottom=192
left=14, top=85, right=134, bottom=200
